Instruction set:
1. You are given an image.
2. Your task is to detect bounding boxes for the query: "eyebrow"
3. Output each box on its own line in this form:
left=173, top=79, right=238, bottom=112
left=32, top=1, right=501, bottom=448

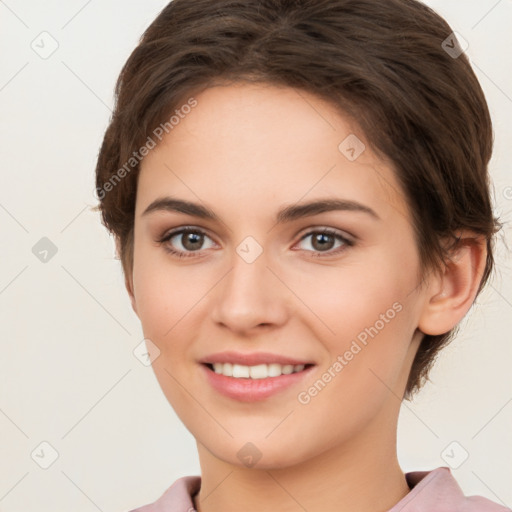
left=142, top=196, right=380, bottom=223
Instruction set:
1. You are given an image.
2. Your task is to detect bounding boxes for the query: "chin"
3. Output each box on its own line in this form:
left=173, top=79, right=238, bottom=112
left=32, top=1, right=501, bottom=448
left=201, top=435, right=312, bottom=471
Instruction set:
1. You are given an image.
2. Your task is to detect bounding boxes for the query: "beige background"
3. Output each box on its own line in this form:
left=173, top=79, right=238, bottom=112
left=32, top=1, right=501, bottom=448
left=0, top=0, right=511, bottom=510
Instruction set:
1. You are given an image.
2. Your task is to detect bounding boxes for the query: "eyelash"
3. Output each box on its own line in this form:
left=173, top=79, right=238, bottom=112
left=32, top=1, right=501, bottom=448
left=157, top=226, right=354, bottom=259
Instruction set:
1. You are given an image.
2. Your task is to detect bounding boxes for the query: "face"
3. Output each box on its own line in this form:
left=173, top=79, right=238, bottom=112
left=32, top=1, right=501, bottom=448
left=129, top=82, right=428, bottom=469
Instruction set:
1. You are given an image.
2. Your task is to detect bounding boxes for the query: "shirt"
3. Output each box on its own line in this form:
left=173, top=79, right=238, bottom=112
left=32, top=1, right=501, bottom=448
left=128, top=466, right=510, bottom=511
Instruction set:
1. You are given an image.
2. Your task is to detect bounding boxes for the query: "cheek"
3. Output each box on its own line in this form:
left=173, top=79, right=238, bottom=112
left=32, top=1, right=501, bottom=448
left=288, top=245, right=419, bottom=387
left=131, top=240, right=196, bottom=346
left=131, top=254, right=207, bottom=408
left=287, top=249, right=415, bottom=340
left=292, top=285, right=415, bottom=447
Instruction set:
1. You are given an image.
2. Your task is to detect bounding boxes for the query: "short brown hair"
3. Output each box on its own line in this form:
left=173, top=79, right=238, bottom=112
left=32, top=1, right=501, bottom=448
left=95, top=0, right=500, bottom=399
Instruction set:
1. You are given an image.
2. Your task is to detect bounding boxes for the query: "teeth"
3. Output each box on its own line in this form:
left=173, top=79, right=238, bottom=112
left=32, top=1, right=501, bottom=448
left=232, top=364, right=250, bottom=378
left=211, top=362, right=306, bottom=379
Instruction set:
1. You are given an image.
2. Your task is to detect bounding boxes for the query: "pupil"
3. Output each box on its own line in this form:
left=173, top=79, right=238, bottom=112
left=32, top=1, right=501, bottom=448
left=313, top=233, right=333, bottom=251
left=184, top=232, right=202, bottom=250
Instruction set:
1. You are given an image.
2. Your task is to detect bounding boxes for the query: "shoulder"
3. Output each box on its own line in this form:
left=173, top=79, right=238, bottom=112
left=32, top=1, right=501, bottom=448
left=396, top=467, right=510, bottom=512
left=127, top=475, right=201, bottom=512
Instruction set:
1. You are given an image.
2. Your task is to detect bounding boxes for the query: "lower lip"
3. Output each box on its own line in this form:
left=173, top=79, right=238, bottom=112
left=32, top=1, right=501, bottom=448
left=201, top=364, right=315, bottom=402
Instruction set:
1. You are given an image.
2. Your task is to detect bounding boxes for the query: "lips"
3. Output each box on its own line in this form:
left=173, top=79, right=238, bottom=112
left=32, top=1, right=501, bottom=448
left=199, top=351, right=316, bottom=401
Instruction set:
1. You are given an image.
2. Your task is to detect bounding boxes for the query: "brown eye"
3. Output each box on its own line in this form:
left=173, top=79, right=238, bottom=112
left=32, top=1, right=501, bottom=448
left=178, top=231, right=204, bottom=251
left=311, top=232, right=336, bottom=251
left=159, top=227, right=216, bottom=258
left=297, top=229, right=353, bottom=257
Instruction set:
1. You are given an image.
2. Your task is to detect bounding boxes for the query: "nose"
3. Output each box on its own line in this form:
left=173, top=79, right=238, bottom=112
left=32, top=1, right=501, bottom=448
left=210, top=247, right=289, bottom=335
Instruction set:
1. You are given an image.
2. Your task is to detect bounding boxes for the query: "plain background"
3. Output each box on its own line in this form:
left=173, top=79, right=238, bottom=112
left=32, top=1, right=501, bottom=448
left=0, top=1, right=511, bottom=511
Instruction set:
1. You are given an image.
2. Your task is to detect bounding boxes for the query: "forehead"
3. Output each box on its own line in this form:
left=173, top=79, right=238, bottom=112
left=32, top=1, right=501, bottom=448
left=136, top=82, right=409, bottom=223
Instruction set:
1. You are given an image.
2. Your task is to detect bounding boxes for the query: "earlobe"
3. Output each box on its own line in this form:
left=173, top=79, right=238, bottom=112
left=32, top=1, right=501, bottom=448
left=418, top=233, right=487, bottom=336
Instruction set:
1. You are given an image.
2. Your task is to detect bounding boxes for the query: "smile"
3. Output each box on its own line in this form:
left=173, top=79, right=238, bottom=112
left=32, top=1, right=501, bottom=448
left=201, top=362, right=315, bottom=402
left=208, top=362, right=309, bottom=379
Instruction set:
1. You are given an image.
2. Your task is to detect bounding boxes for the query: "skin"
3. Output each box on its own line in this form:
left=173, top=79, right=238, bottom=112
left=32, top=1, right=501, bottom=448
left=124, top=82, right=487, bottom=512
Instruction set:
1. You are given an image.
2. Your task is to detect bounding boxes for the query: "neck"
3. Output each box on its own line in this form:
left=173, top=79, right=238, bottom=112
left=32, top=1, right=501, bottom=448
left=193, top=403, right=411, bottom=512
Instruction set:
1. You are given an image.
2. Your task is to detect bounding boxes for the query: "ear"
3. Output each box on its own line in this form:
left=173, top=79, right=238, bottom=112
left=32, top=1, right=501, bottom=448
left=115, top=237, right=138, bottom=317
left=418, top=232, right=487, bottom=336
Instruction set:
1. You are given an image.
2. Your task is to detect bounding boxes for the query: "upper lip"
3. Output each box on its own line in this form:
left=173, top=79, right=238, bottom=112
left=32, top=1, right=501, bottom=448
left=200, top=351, right=315, bottom=366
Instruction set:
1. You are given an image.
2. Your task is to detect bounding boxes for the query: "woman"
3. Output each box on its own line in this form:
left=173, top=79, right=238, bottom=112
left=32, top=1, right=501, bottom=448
left=94, top=0, right=507, bottom=510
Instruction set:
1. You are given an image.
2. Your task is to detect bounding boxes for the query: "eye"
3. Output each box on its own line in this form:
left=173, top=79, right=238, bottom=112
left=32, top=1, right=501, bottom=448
left=157, top=226, right=354, bottom=259
left=296, top=228, right=353, bottom=257
left=158, top=227, right=216, bottom=258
